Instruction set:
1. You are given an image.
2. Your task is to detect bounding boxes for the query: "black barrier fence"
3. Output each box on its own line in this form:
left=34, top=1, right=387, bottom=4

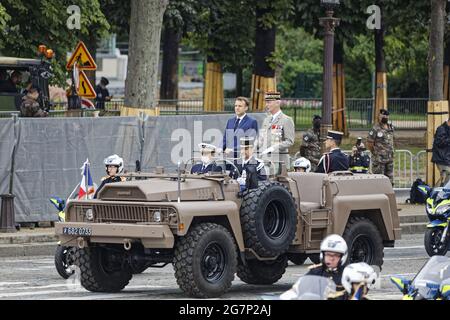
left=0, top=113, right=267, bottom=223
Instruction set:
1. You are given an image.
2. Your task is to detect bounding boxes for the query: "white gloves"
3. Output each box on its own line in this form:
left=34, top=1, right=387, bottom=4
left=260, top=146, right=275, bottom=156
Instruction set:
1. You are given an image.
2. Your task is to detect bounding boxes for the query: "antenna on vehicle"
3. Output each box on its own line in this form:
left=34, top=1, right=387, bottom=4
left=177, top=161, right=181, bottom=203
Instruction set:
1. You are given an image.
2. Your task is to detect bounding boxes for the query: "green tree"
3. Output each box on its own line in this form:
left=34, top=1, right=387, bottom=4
left=0, top=0, right=109, bottom=86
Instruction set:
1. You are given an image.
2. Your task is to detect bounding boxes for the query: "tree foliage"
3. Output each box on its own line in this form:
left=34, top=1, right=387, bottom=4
left=0, top=0, right=109, bottom=85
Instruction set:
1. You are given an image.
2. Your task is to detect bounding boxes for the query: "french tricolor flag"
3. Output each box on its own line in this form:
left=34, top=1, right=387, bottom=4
left=78, top=159, right=95, bottom=200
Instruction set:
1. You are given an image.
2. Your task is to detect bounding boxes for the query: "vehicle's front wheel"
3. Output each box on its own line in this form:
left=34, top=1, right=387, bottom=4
left=173, top=223, right=237, bottom=298
left=424, top=228, right=448, bottom=256
left=54, top=245, right=76, bottom=279
left=237, top=254, right=288, bottom=285
left=343, top=217, right=384, bottom=268
left=75, top=246, right=132, bottom=292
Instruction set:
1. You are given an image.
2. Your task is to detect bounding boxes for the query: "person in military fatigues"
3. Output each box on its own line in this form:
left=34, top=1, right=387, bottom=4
left=316, top=130, right=349, bottom=174
left=94, top=154, right=126, bottom=199
left=367, top=109, right=395, bottom=185
left=300, top=115, right=322, bottom=171
left=257, top=91, right=295, bottom=171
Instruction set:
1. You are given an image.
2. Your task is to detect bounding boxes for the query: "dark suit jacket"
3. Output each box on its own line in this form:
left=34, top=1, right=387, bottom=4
left=316, top=149, right=349, bottom=174
left=222, top=114, right=258, bottom=157
left=191, top=162, right=222, bottom=174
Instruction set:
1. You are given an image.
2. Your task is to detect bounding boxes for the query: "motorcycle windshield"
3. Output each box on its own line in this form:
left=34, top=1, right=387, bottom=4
left=412, top=256, right=450, bottom=299
left=444, top=180, right=450, bottom=191
left=280, top=275, right=337, bottom=300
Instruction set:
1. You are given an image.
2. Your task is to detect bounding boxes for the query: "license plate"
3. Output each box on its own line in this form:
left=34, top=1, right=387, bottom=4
left=62, top=227, right=92, bottom=236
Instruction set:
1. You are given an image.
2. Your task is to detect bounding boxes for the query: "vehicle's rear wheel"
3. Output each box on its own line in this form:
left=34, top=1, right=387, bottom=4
left=75, top=246, right=132, bottom=292
left=54, top=245, right=76, bottom=279
left=237, top=254, right=288, bottom=285
left=173, top=223, right=237, bottom=298
left=240, top=182, right=297, bottom=257
left=343, top=217, right=384, bottom=268
left=424, top=228, right=448, bottom=256
left=288, top=253, right=308, bottom=265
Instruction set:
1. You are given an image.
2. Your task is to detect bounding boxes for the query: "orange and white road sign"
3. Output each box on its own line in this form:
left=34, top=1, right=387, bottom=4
left=77, top=70, right=96, bottom=99
left=66, top=41, right=97, bottom=70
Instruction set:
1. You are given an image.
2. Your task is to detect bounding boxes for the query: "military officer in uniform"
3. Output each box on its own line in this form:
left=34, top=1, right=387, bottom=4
left=300, top=115, right=322, bottom=172
left=316, top=130, right=349, bottom=174
left=94, top=154, right=126, bottom=199
left=367, top=109, right=395, bottom=185
left=191, top=143, right=222, bottom=174
left=235, top=136, right=267, bottom=183
left=257, top=91, right=295, bottom=171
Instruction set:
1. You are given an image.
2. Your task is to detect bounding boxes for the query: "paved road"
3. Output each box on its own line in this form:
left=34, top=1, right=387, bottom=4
left=0, top=234, right=446, bottom=300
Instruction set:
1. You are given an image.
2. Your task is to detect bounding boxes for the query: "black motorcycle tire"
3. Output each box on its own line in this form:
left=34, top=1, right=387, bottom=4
left=424, top=227, right=448, bottom=256
left=54, top=245, right=75, bottom=279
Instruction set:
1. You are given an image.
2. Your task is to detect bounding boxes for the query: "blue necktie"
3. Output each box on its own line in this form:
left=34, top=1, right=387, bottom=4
left=234, top=118, right=241, bottom=131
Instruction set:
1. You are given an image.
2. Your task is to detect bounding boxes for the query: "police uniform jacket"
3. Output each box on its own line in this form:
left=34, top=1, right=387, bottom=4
left=94, top=175, right=126, bottom=199
left=235, top=156, right=267, bottom=181
left=191, top=162, right=222, bottom=174
left=316, top=148, right=350, bottom=174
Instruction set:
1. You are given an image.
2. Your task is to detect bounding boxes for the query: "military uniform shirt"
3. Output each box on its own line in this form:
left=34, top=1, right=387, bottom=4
left=300, top=128, right=321, bottom=170
left=368, top=123, right=394, bottom=164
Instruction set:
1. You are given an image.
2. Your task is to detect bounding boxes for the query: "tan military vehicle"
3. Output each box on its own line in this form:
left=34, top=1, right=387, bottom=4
left=55, top=160, right=401, bottom=298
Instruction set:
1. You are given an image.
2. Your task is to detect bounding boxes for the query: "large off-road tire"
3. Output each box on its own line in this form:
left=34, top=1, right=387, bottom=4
left=173, top=223, right=237, bottom=298
left=424, top=228, right=448, bottom=256
left=288, top=253, right=308, bottom=265
left=75, top=246, right=132, bottom=292
left=54, top=245, right=76, bottom=279
left=240, top=181, right=297, bottom=257
left=343, top=217, right=384, bottom=268
left=237, top=254, right=288, bottom=285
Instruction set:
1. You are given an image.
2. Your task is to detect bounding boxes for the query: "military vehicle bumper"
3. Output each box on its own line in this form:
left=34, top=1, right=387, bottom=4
left=55, top=222, right=175, bottom=248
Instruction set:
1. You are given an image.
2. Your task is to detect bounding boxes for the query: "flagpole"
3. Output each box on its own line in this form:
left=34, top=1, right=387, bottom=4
left=85, top=160, right=89, bottom=200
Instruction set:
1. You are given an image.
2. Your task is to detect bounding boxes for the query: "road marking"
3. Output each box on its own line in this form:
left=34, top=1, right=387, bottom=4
left=1, top=283, right=80, bottom=291
left=0, top=281, right=28, bottom=286
left=384, top=257, right=428, bottom=261
left=0, top=289, right=74, bottom=298
left=385, top=246, right=424, bottom=250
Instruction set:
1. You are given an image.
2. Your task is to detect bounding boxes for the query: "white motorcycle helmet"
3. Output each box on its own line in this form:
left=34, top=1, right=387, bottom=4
left=320, top=234, right=348, bottom=267
left=104, top=154, right=124, bottom=174
left=342, top=262, right=378, bottom=294
left=293, top=157, right=311, bottom=172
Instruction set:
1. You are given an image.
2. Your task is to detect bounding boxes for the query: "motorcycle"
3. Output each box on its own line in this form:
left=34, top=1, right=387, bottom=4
left=261, top=275, right=339, bottom=300
left=417, top=180, right=450, bottom=256
left=50, top=196, right=76, bottom=279
left=390, top=255, right=450, bottom=300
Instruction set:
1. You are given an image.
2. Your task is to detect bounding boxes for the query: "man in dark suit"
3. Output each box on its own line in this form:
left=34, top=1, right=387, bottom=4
left=191, top=143, right=222, bottom=174
left=223, top=97, right=258, bottom=160
left=316, top=130, right=349, bottom=174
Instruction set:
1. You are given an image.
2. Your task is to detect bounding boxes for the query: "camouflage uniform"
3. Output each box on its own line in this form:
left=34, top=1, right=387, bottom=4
left=367, top=123, right=395, bottom=185
left=300, top=129, right=321, bottom=172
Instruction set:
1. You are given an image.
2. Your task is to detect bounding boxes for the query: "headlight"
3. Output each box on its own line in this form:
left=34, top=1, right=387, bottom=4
left=435, top=204, right=450, bottom=215
left=85, top=209, right=94, bottom=221
left=153, top=211, right=161, bottom=222
left=426, top=205, right=433, bottom=215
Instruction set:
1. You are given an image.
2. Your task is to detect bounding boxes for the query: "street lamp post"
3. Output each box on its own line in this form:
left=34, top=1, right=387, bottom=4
left=319, top=0, right=340, bottom=153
